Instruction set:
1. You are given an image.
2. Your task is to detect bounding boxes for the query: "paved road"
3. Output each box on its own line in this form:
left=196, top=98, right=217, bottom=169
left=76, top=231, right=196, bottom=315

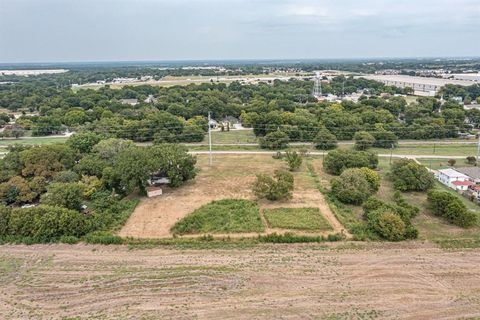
left=189, top=150, right=467, bottom=159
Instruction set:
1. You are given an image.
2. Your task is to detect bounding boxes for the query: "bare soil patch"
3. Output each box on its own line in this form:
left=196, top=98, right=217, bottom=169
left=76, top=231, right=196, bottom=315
left=1, top=242, right=480, bottom=319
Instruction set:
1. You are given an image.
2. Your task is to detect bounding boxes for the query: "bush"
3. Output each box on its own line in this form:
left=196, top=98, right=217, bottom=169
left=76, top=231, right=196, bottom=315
left=7, top=205, right=89, bottom=241
left=368, top=210, right=406, bottom=241
left=53, top=170, right=80, bottom=183
left=313, top=129, right=337, bottom=150
left=284, top=151, right=302, bottom=171
left=360, top=167, right=380, bottom=191
left=427, top=191, right=477, bottom=227
left=331, top=168, right=376, bottom=205
left=362, top=196, right=419, bottom=240
left=354, top=131, right=375, bottom=150
left=390, top=159, right=434, bottom=191
left=323, top=149, right=378, bottom=175
left=252, top=169, right=294, bottom=201
left=84, top=231, right=124, bottom=245
left=0, top=205, right=11, bottom=236
left=448, top=159, right=456, bottom=167
left=259, top=130, right=289, bottom=150
left=466, top=156, right=477, bottom=165
left=59, top=235, right=80, bottom=244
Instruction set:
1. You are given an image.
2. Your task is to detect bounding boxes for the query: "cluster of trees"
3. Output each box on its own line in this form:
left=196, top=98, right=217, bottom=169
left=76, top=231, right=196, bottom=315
left=427, top=191, right=477, bottom=227
left=362, top=194, right=419, bottom=241
left=323, top=149, right=378, bottom=175
left=390, top=159, right=434, bottom=191
left=0, top=134, right=197, bottom=242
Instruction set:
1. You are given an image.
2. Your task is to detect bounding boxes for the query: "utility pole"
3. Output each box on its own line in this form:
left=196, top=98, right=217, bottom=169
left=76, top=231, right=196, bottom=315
left=389, top=143, right=394, bottom=165
left=477, top=134, right=480, bottom=165
left=208, top=111, right=213, bottom=166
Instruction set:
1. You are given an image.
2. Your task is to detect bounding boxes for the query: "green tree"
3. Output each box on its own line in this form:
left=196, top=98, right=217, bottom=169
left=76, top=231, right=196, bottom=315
left=40, top=183, right=84, bottom=211
left=391, top=159, right=434, bottom=191
left=66, top=132, right=101, bottom=154
left=20, top=144, right=76, bottom=178
left=372, top=130, right=398, bottom=149
left=323, top=149, right=378, bottom=175
left=113, top=146, right=152, bottom=194
left=330, top=168, right=376, bottom=205
left=147, top=144, right=197, bottom=187
left=313, top=129, right=337, bottom=150
left=259, top=130, right=289, bottom=150
left=354, top=131, right=375, bottom=150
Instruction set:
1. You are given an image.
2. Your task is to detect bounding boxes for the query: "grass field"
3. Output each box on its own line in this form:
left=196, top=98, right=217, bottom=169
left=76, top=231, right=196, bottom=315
left=170, top=199, right=264, bottom=235
left=263, top=207, right=332, bottom=231
left=417, top=158, right=476, bottom=170
left=0, top=136, right=68, bottom=146
left=204, top=130, right=258, bottom=144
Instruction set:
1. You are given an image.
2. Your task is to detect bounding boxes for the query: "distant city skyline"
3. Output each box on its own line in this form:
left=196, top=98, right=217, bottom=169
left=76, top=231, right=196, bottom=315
left=1, top=0, right=479, bottom=63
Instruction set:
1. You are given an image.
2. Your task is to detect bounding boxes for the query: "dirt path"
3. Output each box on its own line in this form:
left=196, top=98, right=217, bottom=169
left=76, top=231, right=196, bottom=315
left=1, top=242, right=480, bottom=319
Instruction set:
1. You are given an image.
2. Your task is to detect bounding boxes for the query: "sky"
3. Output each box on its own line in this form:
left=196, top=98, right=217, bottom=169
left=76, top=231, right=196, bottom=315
left=1, top=0, right=480, bottom=63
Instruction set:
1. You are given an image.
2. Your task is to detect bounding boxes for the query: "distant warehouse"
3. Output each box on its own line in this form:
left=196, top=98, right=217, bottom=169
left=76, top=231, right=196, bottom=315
left=358, top=75, right=475, bottom=96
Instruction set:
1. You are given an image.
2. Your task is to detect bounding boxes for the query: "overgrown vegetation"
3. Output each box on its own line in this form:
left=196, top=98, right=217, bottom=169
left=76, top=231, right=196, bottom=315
left=263, top=207, right=332, bottom=231
left=323, top=149, right=378, bottom=175
left=427, top=191, right=477, bottom=227
left=171, top=199, right=264, bottom=235
left=252, top=170, right=294, bottom=201
left=390, top=159, right=434, bottom=191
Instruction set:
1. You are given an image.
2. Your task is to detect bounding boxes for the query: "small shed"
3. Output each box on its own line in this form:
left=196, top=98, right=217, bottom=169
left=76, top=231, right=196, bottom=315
left=146, top=186, right=163, bottom=198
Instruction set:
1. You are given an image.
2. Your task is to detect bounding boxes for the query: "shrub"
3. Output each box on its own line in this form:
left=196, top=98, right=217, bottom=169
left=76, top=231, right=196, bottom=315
left=390, top=159, right=434, bottom=191
left=0, top=205, right=11, bottom=236
left=314, top=129, right=337, bottom=150
left=7, top=205, right=89, bottom=241
left=252, top=169, right=294, bottom=201
left=284, top=151, right=302, bottom=171
left=360, top=167, right=380, bottom=191
left=272, top=151, right=283, bottom=160
left=354, top=131, right=375, bottom=150
left=331, top=168, right=376, bottom=205
left=259, top=130, right=289, bottom=150
left=368, top=210, right=406, bottom=241
left=59, top=235, right=80, bottom=244
left=448, top=159, right=456, bottom=167
left=362, top=196, right=419, bottom=240
left=427, top=191, right=477, bottom=227
left=323, top=149, right=378, bottom=175
left=84, top=231, right=124, bottom=245
left=466, top=156, right=477, bottom=165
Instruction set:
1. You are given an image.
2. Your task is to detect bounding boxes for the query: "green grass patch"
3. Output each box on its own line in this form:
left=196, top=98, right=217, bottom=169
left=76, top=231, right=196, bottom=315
left=0, top=136, right=69, bottom=146
left=204, top=129, right=258, bottom=144
left=263, top=207, right=332, bottom=231
left=171, top=199, right=264, bottom=235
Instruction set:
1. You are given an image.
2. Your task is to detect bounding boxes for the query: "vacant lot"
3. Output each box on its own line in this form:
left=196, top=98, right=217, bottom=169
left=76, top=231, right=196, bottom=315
left=119, top=154, right=345, bottom=238
left=1, top=243, right=480, bottom=319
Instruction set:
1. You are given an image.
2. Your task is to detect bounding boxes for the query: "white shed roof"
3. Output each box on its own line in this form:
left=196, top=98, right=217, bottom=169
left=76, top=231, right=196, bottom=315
left=438, top=168, right=470, bottom=179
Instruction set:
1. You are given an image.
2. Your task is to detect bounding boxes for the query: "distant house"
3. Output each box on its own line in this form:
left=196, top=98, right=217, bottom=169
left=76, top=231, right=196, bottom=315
left=454, top=167, right=480, bottom=184
left=144, top=95, right=157, bottom=104
left=437, top=168, right=472, bottom=191
left=120, top=98, right=139, bottom=106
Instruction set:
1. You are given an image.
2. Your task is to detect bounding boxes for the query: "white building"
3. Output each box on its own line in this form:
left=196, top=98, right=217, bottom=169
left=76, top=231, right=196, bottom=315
left=437, top=168, right=473, bottom=191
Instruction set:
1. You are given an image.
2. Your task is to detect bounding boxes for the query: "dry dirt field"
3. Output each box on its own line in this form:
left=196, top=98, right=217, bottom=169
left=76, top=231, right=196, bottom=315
left=119, top=154, right=346, bottom=239
left=1, top=242, right=480, bottom=319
